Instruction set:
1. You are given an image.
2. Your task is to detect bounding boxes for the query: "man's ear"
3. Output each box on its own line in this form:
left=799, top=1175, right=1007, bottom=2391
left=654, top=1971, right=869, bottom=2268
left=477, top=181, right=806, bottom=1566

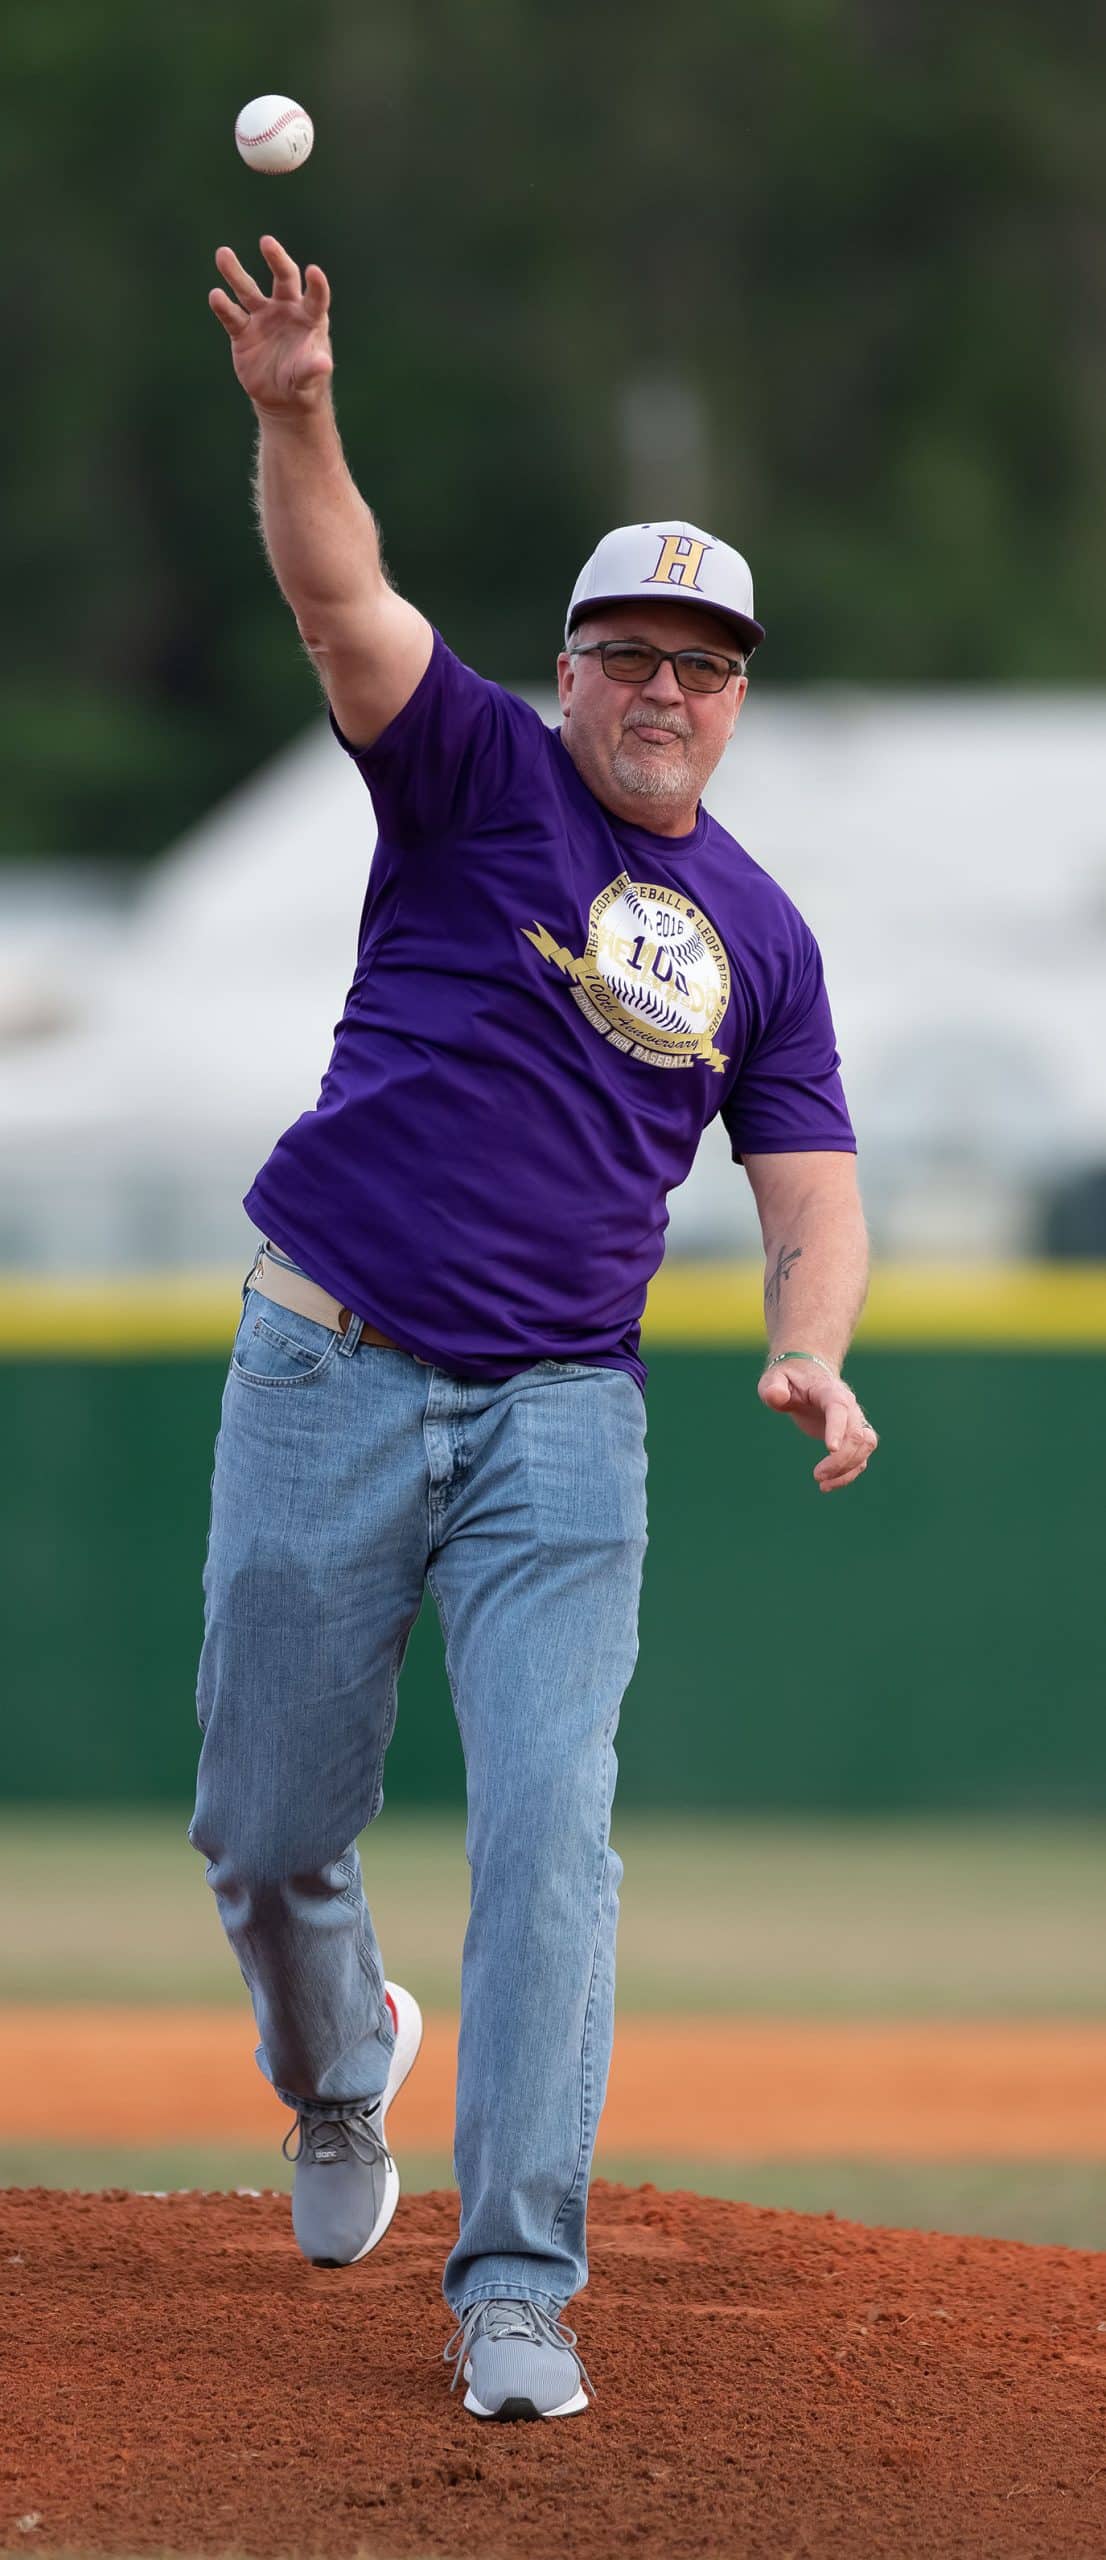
left=556, top=649, right=575, bottom=718
left=727, top=675, right=749, bottom=739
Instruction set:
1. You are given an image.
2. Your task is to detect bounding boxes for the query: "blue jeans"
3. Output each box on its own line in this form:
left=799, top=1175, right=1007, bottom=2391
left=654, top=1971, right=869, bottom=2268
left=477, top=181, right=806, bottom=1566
left=190, top=1253, right=648, bottom=2314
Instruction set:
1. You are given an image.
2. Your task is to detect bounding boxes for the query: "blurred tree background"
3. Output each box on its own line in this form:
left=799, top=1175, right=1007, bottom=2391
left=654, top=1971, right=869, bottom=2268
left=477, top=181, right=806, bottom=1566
left=3, top=0, right=1103, bottom=862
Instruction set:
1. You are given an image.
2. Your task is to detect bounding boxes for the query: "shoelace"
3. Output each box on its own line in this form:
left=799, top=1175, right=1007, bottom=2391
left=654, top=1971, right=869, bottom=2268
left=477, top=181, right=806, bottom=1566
left=442, top=2298, right=594, bottom=2399
left=281, top=2099, right=391, bottom=2171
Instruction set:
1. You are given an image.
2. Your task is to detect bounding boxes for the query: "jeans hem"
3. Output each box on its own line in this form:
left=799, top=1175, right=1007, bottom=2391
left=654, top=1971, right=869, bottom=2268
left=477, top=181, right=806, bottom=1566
left=272, top=2082, right=387, bottom=2113
left=449, top=2283, right=568, bottom=2319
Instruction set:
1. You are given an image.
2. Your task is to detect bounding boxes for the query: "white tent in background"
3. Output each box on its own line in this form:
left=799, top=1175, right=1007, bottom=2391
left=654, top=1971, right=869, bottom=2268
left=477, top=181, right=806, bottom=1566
left=0, top=685, right=1104, bottom=1270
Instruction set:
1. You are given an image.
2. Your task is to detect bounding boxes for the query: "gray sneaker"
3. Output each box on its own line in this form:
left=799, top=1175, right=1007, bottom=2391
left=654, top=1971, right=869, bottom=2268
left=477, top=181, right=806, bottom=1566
left=444, top=2299, right=592, bottom=2420
left=283, top=1981, right=423, bottom=2266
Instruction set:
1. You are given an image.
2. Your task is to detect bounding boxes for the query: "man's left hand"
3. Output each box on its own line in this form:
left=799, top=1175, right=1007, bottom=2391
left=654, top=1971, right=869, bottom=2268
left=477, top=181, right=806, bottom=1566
left=758, top=1359, right=878, bottom=1492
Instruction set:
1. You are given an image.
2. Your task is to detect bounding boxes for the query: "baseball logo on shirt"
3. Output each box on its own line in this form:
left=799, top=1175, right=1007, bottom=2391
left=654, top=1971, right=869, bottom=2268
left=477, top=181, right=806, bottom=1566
left=522, top=872, right=731, bottom=1071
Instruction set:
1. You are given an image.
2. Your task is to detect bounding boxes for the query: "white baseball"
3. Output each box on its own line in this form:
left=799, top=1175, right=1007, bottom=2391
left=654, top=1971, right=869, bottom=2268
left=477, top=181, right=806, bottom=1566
left=597, top=884, right=724, bottom=1035
left=234, top=96, right=314, bottom=176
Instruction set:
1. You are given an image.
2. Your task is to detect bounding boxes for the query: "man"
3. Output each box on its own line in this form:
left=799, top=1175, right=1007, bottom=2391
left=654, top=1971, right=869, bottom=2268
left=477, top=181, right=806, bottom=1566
left=194, top=233, right=878, bottom=2424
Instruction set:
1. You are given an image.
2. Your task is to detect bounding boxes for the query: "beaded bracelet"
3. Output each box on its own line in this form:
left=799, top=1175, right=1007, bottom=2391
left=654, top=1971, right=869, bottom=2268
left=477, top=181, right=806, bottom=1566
left=765, top=1349, right=839, bottom=1380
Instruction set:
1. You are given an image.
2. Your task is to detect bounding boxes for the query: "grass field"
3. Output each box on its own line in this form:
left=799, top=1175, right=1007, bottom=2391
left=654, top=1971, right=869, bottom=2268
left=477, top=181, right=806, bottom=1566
left=4, top=1810, right=1106, bottom=2244
left=6, top=1809, right=1106, bottom=2013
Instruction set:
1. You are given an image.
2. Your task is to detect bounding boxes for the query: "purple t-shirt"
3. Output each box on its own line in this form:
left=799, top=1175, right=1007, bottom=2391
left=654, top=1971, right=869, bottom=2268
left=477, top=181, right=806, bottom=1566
left=244, top=632, right=855, bottom=1390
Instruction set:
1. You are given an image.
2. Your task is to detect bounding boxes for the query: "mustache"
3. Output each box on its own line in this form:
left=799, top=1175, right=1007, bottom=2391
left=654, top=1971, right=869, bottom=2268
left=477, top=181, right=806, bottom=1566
left=622, top=711, right=692, bottom=741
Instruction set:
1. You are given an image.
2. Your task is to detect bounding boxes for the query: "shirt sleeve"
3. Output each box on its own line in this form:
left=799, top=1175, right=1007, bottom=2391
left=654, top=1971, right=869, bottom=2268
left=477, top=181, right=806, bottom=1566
left=721, top=928, right=856, bottom=1163
left=329, top=627, right=545, bottom=848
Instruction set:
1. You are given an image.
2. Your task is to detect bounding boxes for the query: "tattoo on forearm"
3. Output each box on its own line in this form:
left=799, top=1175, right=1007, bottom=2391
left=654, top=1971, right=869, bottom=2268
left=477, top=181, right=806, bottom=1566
left=765, top=1244, right=803, bottom=1316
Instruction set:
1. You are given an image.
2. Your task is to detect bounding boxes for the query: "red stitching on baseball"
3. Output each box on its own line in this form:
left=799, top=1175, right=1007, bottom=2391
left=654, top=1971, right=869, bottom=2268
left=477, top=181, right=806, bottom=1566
left=236, top=106, right=309, bottom=149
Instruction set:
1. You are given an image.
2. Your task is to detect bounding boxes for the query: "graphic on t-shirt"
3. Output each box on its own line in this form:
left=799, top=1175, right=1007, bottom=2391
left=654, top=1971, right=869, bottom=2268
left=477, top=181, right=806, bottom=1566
left=522, top=873, right=731, bottom=1072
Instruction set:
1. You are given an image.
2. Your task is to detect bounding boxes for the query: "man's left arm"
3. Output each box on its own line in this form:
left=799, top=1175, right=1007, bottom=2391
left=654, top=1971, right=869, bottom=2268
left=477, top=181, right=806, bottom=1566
left=743, top=1150, right=878, bottom=1494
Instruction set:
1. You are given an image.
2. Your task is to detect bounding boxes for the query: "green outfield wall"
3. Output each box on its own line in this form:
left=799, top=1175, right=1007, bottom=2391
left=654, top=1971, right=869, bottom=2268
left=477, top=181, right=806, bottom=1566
left=1, top=1264, right=1104, bottom=1813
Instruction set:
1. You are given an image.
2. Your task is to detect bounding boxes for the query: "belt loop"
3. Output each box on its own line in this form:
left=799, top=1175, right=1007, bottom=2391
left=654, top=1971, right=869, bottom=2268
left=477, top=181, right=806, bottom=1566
left=242, top=1241, right=264, bottom=1305
left=336, top=1307, right=363, bottom=1358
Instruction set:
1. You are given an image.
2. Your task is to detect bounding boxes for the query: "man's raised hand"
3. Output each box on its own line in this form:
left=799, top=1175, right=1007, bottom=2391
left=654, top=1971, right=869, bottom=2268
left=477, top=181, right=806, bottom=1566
left=209, top=237, right=333, bottom=416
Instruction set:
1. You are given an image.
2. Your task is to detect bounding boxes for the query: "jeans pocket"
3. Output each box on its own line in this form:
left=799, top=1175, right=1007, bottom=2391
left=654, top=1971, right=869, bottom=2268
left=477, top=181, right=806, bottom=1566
left=231, top=1291, right=339, bottom=1388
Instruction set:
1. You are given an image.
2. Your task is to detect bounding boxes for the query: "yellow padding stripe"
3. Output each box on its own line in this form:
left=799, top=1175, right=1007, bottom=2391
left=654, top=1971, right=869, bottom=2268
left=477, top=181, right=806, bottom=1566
left=645, top=1261, right=1106, bottom=1346
left=0, top=1263, right=1103, bottom=1355
left=0, top=1278, right=241, bottom=1355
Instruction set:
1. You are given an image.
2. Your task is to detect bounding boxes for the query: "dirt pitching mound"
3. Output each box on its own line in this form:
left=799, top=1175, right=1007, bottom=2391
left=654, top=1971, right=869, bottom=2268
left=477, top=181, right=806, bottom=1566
left=5, top=2181, right=1106, bottom=2559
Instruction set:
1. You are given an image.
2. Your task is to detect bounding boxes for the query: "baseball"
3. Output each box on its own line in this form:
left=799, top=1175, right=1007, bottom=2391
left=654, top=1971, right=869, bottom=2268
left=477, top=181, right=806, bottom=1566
left=234, top=96, right=314, bottom=176
left=596, top=882, right=725, bottom=1037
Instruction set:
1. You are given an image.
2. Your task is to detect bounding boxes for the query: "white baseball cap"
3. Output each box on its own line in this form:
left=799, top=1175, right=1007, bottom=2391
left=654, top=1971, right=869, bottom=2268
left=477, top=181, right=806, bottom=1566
left=565, top=519, right=765, bottom=657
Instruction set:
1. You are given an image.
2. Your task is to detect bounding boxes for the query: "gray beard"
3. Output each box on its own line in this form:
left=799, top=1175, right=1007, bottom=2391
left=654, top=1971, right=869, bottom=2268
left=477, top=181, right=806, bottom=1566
left=609, top=737, right=693, bottom=803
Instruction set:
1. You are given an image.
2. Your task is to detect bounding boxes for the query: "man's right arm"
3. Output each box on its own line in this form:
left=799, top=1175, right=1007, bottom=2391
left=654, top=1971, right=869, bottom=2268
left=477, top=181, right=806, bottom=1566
left=211, top=236, right=432, bottom=747
left=254, top=402, right=432, bottom=745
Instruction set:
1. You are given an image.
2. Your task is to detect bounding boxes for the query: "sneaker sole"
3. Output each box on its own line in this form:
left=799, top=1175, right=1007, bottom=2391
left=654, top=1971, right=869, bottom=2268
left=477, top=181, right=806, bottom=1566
left=310, top=1980, right=423, bottom=2268
left=463, top=2384, right=589, bottom=2420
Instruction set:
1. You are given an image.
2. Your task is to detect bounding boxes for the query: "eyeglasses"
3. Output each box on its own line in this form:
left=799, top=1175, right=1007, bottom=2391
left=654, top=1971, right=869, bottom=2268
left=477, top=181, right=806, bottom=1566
left=568, top=639, right=745, bottom=693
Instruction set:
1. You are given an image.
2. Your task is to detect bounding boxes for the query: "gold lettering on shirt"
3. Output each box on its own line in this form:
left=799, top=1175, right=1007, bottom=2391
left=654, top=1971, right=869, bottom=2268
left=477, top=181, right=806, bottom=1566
left=522, top=873, right=730, bottom=1071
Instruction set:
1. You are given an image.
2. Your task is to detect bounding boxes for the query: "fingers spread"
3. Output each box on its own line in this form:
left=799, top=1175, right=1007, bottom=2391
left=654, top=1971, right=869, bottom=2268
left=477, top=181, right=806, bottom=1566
left=214, top=245, right=265, bottom=309
left=260, top=234, right=302, bottom=297
left=209, top=287, right=250, bottom=334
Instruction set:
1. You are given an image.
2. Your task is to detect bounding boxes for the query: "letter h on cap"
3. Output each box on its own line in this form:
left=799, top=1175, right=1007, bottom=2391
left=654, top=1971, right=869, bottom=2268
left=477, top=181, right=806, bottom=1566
left=647, top=533, right=709, bottom=591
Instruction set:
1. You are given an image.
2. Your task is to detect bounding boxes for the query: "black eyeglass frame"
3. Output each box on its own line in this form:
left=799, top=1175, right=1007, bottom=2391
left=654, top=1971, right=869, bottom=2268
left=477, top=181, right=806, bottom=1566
left=567, top=638, right=747, bottom=693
